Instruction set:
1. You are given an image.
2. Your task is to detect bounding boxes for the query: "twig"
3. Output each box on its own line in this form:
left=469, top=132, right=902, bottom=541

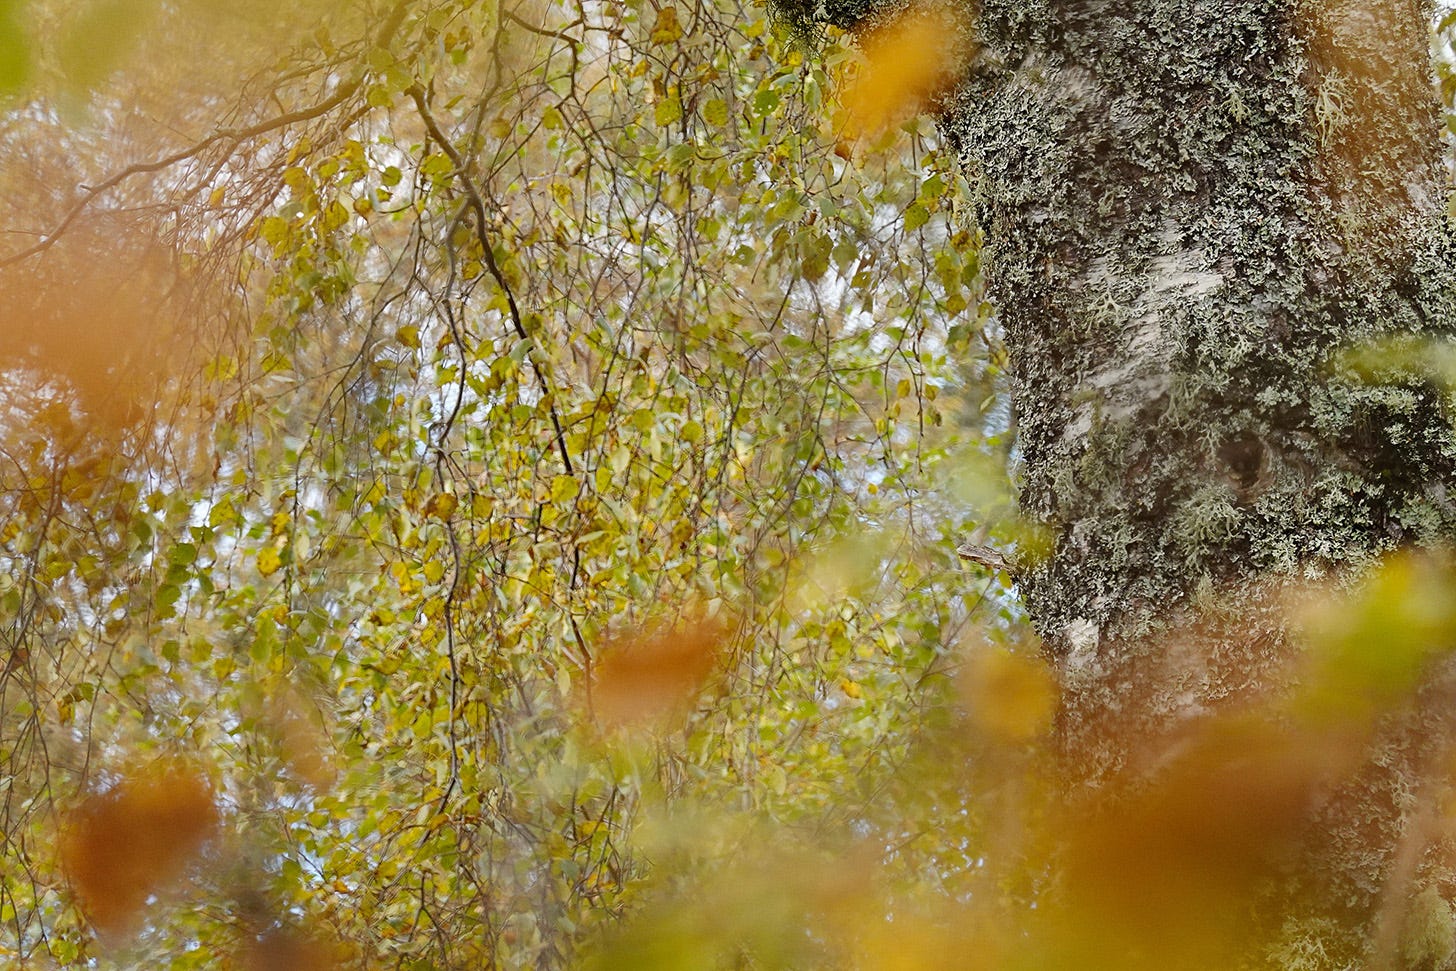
left=956, top=541, right=1014, bottom=574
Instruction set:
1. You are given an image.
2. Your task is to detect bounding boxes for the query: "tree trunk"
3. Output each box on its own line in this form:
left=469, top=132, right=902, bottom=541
left=937, top=0, right=1456, bottom=962
left=780, top=0, right=1456, bottom=961
left=944, top=0, right=1453, bottom=669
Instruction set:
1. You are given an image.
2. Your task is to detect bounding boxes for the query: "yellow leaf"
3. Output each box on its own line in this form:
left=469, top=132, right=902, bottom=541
left=390, top=560, right=419, bottom=596
left=654, top=89, right=682, bottom=127
left=702, top=98, right=729, bottom=127
left=549, top=474, right=580, bottom=504
left=257, top=547, right=282, bottom=578
left=424, top=492, right=458, bottom=519
left=649, top=6, right=682, bottom=45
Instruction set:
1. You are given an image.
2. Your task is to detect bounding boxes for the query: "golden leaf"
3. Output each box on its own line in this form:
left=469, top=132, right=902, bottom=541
left=268, top=683, right=337, bottom=791
left=257, top=546, right=283, bottom=577
left=1052, top=715, right=1361, bottom=966
left=649, top=6, right=683, bottom=45
left=423, top=492, right=458, bottom=520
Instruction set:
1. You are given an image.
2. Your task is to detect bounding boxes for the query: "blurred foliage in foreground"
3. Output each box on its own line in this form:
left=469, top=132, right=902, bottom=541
left=4, top=0, right=1456, bottom=968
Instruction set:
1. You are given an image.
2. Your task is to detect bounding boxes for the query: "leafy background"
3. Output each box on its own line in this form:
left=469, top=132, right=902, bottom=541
left=0, top=0, right=1021, bottom=967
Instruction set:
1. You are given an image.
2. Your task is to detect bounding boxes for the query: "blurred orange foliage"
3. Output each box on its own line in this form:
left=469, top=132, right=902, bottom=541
left=590, top=613, right=729, bottom=729
left=1051, top=715, right=1361, bottom=966
left=268, top=683, right=338, bottom=791
left=0, top=233, right=184, bottom=428
left=960, top=643, right=1058, bottom=741
left=242, top=925, right=343, bottom=971
left=835, top=2, right=975, bottom=148
left=58, top=758, right=218, bottom=935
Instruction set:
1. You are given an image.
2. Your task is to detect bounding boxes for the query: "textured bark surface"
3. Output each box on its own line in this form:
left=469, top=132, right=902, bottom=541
left=942, top=2, right=1456, bottom=962
left=944, top=1, right=1456, bottom=963
left=943, top=0, right=1456, bottom=657
left=775, top=0, right=1456, bottom=962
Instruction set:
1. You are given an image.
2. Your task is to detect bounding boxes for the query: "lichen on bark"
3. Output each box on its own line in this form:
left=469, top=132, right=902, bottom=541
left=777, top=0, right=1456, bottom=963
left=943, top=0, right=1456, bottom=654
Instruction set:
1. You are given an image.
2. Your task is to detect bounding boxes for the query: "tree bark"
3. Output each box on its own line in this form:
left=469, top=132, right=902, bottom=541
left=943, top=0, right=1454, bottom=665
left=781, top=0, right=1456, bottom=962
left=945, top=0, right=1456, bottom=962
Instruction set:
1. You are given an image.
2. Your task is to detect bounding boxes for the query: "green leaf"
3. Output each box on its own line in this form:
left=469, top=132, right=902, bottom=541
left=0, top=0, right=31, bottom=96
left=903, top=203, right=930, bottom=232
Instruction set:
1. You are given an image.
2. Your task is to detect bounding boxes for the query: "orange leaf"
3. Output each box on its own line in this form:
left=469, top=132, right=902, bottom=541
left=836, top=2, right=975, bottom=147
left=59, top=758, right=218, bottom=935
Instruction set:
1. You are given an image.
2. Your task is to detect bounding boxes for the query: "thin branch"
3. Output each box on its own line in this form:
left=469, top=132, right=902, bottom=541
left=407, top=83, right=575, bottom=476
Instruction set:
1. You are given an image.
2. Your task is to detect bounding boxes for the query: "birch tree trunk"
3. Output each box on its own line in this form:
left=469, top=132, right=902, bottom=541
left=783, top=0, right=1456, bottom=961
left=947, top=0, right=1456, bottom=735
left=950, top=0, right=1456, bottom=962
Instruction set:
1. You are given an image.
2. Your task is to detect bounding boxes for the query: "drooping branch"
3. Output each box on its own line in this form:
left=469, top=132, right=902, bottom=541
left=407, top=83, right=576, bottom=478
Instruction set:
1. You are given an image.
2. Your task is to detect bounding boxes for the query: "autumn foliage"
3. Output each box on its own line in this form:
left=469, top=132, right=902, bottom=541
left=835, top=2, right=975, bottom=148
left=590, top=614, right=729, bottom=730
left=2, top=0, right=1456, bottom=968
